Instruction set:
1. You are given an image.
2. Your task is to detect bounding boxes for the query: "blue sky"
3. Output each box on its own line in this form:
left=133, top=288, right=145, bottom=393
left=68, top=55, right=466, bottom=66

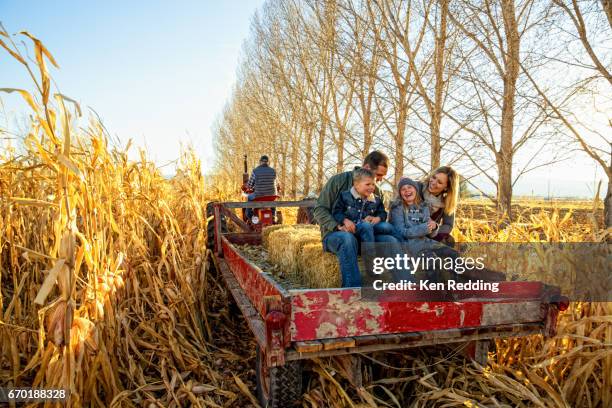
left=1, top=0, right=265, bottom=170
left=0, top=1, right=606, bottom=198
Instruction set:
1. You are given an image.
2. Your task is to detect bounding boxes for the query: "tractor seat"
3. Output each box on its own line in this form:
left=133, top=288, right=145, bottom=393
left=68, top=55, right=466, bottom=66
left=251, top=195, right=279, bottom=202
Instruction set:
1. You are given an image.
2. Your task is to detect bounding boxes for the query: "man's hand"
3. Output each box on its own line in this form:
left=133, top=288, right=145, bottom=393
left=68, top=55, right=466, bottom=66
left=343, top=218, right=356, bottom=233
left=427, top=219, right=437, bottom=232
left=364, top=216, right=381, bottom=224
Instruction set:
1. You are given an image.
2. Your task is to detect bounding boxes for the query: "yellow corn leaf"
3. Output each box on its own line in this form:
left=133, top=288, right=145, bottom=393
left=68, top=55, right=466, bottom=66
left=55, top=93, right=82, bottom=116
left=54, top=94, right=71, bottom=156
left=19, top=31, right=59, bottom=67
left=20, top=31, right=59, bottom=106
left=9, top=197, right=57, bottom=207
left=0, top=88, right=39, bottom=112
left=34, top=259, right=66, bottom=305
left=0, top=88, right=56, bottom=140
left=110, top=213, right=120, bottom=234
left=15, top=245, right=56, bottom=261
left=29, top=137, right=57, bottom=169
left=0, top=38, right=27, bottom=65
left=57, top=154, right=81, bottom=178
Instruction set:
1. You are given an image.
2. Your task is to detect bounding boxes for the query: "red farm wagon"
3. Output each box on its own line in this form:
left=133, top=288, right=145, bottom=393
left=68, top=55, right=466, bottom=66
left=206, top=199, right=569, bottom=408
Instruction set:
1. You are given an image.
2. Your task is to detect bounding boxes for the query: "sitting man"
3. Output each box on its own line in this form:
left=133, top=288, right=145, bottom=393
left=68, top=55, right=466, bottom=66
left=245, top=155, right=277, bottom=219
left=313, top=151, right=398, bottom=287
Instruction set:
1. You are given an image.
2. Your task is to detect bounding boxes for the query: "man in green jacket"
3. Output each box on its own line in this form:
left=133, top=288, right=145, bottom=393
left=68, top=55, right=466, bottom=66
left=313, top=151, right=399, bottom=287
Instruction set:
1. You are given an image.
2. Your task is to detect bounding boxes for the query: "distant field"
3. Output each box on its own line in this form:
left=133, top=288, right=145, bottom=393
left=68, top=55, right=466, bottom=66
left=457, top=198, right=604, bottom=228
left=462, top=196, right=602, bottom=208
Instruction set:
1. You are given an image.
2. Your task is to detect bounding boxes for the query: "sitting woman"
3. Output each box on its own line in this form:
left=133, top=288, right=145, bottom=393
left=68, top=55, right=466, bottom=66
left=418, top=166, right=459, bottom=247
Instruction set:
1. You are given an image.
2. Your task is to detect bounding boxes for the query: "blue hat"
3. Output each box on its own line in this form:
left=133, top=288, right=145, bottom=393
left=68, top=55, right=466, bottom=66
left=397, top=177, right=419, bottom=192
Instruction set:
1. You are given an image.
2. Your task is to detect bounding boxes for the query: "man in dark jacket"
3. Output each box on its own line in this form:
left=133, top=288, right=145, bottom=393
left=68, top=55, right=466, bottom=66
left=313, top=151, right=398, bottom=287
left=246, top=155, right=277, bottom=218
left=247, top=155, right=277, bottom=198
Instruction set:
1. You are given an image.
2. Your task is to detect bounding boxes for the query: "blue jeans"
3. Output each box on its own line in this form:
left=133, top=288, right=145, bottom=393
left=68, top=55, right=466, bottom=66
left=246, top=193, right=256, bottom=219
left=323, top=224, right=400, bottom=288
left=369, top=223, right=406, bottom=281
left=355, top=222, right=375, bottom=242
left=358, top=221, right=401, bottom=244
left=372, top=221, right=404, bottom=242
left=323, top=231, right=361, bottom=287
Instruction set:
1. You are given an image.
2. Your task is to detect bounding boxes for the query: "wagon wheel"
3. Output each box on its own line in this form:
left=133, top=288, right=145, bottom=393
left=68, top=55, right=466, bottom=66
left=256, top=345, right=303, bottom=408
left=206, top=202, right=228, bottom=249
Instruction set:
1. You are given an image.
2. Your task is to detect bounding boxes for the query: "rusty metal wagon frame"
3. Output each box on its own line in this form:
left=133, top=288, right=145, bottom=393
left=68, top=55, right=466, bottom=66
left=208, top=199, right=567, bottom=407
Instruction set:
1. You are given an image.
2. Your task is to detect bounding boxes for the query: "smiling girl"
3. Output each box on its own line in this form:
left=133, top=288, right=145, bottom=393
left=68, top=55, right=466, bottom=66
left=389, top=178, right=438, bottom=251
left=388, top=176, right=505, bottom=284
left=388, top=177, right=462, bottom=282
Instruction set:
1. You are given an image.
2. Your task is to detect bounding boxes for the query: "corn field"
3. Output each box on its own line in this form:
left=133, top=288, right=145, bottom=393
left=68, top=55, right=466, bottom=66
left=1, top=27, right=611, bottom=408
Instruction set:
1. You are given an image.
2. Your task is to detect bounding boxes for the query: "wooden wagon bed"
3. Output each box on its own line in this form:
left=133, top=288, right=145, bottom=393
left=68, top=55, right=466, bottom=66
left=208, top=200, right=568, bottom=407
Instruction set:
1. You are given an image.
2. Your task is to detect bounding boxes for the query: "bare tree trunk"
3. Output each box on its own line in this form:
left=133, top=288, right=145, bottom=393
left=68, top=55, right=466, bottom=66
left=291, top=135, right=298, bottom=199
left=362, top=105, right=372, bottom=156
left=496, top=152, right=513, bottom=219
left=281, top=146, right=287, bottom=197
left=497, top=0, right=520, bottom=220
left=394, top=92, right=407, bottom=186
left=304, top=126, right=313, bottom=196
left=316, top=124, right=326, bottom=192
left=606, top=150, right=612, bottom=228
left=430, top=118, right=441, bottom=171
left=394, top=140, right=404, bottom=187
left=336, top=129, right=345, bottom=173
left=431, top=0, right=448, bottom=170
left=603, top=0, right=612, bottom=28
left=605, top=180, right=612, bottom=229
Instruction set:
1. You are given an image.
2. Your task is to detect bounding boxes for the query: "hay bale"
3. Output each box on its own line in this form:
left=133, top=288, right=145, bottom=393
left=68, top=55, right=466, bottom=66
left=262, top=224, right=318, bottom=248
left=298, top=243, right=341, bottom=288
left=262, top=224, right=341, bottom=288
left=293, top=224, right=319, bottom=232
left=267, top=228, right=303, bottom=265
left=262, top=224, right=319, bottom=248
left=262, top=224, right=292, bottom=247
left=282, top=230, right=321, bottom=276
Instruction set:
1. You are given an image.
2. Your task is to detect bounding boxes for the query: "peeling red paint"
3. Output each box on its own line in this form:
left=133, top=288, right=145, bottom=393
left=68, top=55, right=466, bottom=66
left=221, top=235, right=560, bottom=348
left=288, top=285, right=551, bottom=341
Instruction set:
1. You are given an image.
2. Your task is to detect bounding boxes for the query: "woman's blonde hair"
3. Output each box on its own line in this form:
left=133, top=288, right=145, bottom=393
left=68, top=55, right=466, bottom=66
left=423, top=166, right=459, bottom=216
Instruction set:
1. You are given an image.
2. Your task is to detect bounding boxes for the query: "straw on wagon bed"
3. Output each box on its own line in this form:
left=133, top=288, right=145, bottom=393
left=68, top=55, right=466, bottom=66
left=264, top=225, right=341, bottom=288
left=234, top=243, right=305, bottom=289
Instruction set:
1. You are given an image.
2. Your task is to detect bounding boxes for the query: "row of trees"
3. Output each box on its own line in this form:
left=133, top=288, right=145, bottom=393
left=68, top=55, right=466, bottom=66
left=213, top=0, right=611, bottom=225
